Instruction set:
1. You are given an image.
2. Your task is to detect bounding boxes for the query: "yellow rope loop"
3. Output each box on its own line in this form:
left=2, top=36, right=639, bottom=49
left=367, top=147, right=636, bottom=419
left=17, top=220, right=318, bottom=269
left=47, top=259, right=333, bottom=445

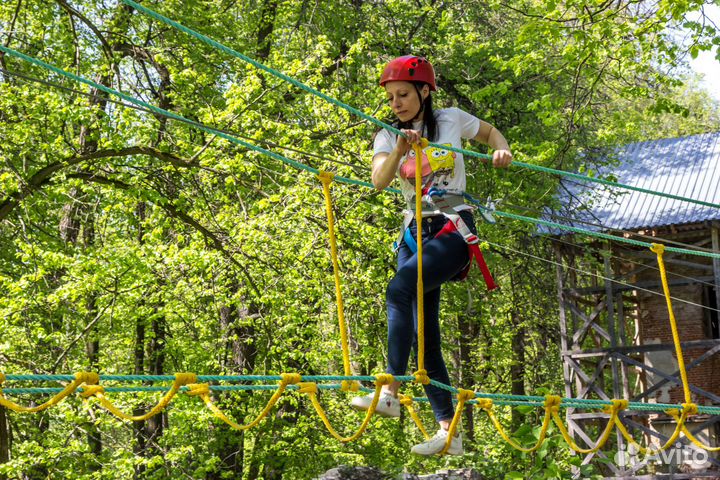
left=174, top=372, right=198, bottom=386
left=297, top=382, right=318, bottom=395
left=457, top=389, right=476, bottom=403
left=75, top=371, right=100, bottom=385
left=80, top=385, right=105, bottom=399
left=551, top=399, right=617, bottom=454
left=666, top=409, right=720, bottom=452
left=92, top=373, right=194, bottom=422
left=308, top=383, right=384, bottom=442
left=544, top=394, right=562, bottom=413
left=616, top=408, right=690, bottom=456
left=280, top=373, right=302, bottom=385
left=340, top=380, right=360, bottom=392
left=650, top=243, right=665, bottom=255
left=374, top=373, right=394, bottom=387
left=317, top=170, right=335, bottom=184
left=398, top=394, right=431, bottom=440
left=186, top=383, right=210, bottom=397
left=413, top=369, right=430, bottom=385
left=0, top=373, right=91, bottom=414
left=483, top=402, right=551, bottom=453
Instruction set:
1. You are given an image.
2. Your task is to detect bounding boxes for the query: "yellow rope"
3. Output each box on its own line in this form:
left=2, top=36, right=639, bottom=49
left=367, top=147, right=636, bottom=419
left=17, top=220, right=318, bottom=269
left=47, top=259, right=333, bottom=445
left=318, top=171, right=360, bottom=393
left=479, top=396, right=554, bottom=453
left=0, top=372, right=98, bottom=413
left=399, top=394, right=431, bottom=440
left=613, top=403, right=695, bottom=455
left=550, top=398, right=623, bottom=454
left=667, top=406, right=720, bottom=451
left=83, top=372, right=197, bottom=421
left=650, top=243, right=692, bottom=404
left=412, top=139, right=429, bottom=384
left=186, top=373, right=301, bottom=430
left=440, top=389, right=475, bottom=455
left=300, top=374, right=395, bottom=442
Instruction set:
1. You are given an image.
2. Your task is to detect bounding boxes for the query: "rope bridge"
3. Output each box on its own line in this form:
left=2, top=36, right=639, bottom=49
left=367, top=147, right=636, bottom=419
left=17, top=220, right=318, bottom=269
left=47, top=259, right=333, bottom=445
left=1, top=0, right=719, bottom=458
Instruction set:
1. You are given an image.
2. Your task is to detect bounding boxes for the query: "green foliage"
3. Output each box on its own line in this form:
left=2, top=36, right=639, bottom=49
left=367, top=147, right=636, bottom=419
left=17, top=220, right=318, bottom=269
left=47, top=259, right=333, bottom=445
left=0, top=0, right=718, bottom=478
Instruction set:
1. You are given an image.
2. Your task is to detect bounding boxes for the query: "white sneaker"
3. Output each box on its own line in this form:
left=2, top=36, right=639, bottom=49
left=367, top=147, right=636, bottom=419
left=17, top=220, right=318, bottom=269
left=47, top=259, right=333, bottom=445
left=350, top=392, right=400, bottom=418
left=411, top=428, right=463, bottom=456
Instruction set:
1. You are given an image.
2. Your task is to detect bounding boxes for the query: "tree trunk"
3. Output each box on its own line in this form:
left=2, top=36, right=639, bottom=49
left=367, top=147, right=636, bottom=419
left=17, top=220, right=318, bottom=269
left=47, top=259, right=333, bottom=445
left=0, top=406, right=9, bottom=478
left=510, top=274, right=526, bottom=430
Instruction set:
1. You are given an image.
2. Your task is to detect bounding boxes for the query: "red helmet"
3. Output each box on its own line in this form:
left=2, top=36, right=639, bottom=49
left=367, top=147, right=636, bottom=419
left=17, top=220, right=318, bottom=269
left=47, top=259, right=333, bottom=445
left=379, top=55, right=436, bottom=91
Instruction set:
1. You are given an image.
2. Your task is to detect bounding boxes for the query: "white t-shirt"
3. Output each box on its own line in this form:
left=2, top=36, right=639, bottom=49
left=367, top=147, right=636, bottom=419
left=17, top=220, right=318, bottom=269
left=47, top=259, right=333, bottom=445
left=373, top=107, right=481, bottom=208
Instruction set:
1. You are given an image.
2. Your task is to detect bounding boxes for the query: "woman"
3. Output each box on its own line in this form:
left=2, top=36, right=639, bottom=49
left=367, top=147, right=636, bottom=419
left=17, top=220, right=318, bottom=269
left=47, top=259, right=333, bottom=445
left=351, top=55, right=512, bottom=456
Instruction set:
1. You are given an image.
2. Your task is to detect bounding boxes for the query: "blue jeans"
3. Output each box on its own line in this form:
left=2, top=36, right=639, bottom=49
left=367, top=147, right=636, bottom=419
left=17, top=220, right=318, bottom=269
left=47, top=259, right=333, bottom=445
left=386, top=210, right=475, bottom=422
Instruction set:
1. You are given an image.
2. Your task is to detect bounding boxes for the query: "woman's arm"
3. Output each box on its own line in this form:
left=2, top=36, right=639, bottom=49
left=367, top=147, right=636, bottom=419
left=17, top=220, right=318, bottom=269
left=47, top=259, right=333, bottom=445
left=371, top=129, right=423, bottom=190
left=473, top=120, right=512, bottom=168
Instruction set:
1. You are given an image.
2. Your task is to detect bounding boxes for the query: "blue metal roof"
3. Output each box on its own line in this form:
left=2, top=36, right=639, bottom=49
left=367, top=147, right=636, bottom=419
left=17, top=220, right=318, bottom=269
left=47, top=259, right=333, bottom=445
left=544, top=131, right=720, bottom=233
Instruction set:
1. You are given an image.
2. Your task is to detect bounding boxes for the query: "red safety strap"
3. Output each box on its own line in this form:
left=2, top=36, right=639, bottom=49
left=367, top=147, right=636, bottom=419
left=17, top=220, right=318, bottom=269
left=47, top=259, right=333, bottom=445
left=437, top=221, right=498, bottom=290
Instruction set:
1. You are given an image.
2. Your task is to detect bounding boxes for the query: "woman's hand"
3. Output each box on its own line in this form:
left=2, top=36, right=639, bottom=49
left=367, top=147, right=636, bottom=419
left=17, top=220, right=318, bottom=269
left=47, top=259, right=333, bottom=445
left=395, top=128, right=423, bottom=153
left=492, top=149, right=513, bottom=168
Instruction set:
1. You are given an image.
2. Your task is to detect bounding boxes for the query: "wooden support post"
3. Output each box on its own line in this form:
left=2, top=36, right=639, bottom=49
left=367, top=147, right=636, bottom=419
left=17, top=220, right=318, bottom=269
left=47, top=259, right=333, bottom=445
left=712, top=224, right=720, bottom=326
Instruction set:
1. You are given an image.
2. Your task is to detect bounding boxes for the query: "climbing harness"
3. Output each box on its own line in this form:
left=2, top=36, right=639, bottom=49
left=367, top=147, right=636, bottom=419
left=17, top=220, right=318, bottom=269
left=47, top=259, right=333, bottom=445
left=395, top=187, right=498, bottom=290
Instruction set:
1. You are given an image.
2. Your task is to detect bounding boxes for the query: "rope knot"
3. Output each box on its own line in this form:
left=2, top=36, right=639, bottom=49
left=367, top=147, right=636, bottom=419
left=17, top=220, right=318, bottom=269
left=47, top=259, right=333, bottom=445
left=682, top=402, right=698, bottom=415
left=476, top=398, right=493, bottom=410
left=0, top=373, right=5, bottom=386
left=374, top=374, right=394, bottom=386
left=544, top=395, right=562, bottom=412
left=80, top=385, right=104, bottom=398
left=457, top=389, right=476, bottom=402
left=419, top=138, right=429, bottom=148
left=318, top=171, right=335, bottom=184
left=340, top=380, right=360, bottom=392
left=174, top=372, right=198, bottom=386
left=298, top=382, right=318, bottom=395
left=280, top=373, right=302, bottom=385
left=399, top=395, right=413, bottom=406
left=75, top=371, right=100, bottom=385
left=413, top=369, right=430, bottom=385
left=650, top=243, right=665, bottom=255
left=612, top=399, right=628, bottom=411
left=186, top=383, right=210, bottom=397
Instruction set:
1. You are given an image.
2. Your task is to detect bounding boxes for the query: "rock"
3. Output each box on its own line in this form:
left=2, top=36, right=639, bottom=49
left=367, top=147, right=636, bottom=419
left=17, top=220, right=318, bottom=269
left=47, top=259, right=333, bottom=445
left=316, top=467, right=482, bottom=480
left=316, top=466, right=391, bottom=480
left=401, top=469, right=482, bottom=480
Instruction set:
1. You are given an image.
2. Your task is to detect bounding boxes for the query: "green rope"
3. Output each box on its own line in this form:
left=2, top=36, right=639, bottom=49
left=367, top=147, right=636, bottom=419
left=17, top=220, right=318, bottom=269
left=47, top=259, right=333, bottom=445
left=4, top=376, right=720, bottom=415
left=2, top=45, right=718, bottom=260
left=120, top=0, right=720, bottom=211
left=0, top=45, right=374, bottom=192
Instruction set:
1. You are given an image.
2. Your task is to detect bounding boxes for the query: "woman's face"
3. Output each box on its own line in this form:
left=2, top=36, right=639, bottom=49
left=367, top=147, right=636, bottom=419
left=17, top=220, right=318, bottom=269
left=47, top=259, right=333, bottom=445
left=384, top=81, right=428, bottom=122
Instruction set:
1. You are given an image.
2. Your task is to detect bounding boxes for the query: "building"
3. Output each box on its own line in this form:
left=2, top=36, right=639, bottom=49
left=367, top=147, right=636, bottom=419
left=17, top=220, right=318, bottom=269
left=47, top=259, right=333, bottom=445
left=547, top=132, right=720, bottom=478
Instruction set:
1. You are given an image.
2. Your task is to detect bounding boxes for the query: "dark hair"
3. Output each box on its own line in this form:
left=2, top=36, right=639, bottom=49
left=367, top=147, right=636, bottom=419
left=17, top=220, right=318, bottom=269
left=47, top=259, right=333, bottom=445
left=370, top=81, right=437, bottom=148
left=393, top=82, right=437, bottom=142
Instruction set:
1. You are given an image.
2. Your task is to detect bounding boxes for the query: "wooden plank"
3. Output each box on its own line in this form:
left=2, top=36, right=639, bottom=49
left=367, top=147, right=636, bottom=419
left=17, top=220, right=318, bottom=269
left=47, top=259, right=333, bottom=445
left=712, top=225, right=720, bottom=330
left=563, top=338, right=720, bottom=357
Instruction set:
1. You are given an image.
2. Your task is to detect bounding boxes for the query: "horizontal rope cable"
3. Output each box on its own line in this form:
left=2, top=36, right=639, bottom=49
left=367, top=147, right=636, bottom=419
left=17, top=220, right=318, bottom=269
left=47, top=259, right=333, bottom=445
left=121, top=0, right=720, bottom=210
left=0, top=45, right=377, bottom=192
left=486, top=240, right=720, bottom=315
left=3, top=45, right=718, bottom=261
left=4, top=374, right=720, bottom=414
